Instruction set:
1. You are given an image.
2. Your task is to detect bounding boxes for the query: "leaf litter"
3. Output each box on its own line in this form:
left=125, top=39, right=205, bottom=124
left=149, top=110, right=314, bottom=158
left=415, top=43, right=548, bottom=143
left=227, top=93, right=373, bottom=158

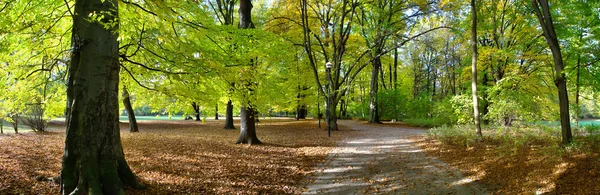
left=0, top=119, right=360, bottom=194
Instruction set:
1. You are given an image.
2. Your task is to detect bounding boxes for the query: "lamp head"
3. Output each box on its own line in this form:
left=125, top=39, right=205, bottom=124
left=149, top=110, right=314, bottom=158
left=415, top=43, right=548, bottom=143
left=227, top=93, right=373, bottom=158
left=325, top=62, right=333, bottom=69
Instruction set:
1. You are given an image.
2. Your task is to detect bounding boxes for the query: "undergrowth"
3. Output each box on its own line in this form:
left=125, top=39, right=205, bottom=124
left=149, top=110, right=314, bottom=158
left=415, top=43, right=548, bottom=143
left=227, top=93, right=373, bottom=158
left=403, top=118, right=451, bottom=128
left=428, top=124, right=600, bottom=155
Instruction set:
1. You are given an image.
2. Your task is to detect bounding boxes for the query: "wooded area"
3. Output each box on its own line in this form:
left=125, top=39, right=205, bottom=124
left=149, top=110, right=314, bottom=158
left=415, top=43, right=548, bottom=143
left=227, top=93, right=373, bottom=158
left=1, top=0, right=599, bottom=194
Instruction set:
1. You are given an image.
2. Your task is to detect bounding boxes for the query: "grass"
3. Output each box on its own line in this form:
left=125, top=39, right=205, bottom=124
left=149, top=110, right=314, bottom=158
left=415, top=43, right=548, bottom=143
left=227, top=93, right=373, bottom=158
left=421, top=124, right=600, bottom=194
left=0, top=119, right=361, bottom=194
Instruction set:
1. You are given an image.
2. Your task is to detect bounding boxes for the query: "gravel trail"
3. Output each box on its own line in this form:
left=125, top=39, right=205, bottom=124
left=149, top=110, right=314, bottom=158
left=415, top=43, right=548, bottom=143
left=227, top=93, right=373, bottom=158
left=302, top=120, right=488, bottom=195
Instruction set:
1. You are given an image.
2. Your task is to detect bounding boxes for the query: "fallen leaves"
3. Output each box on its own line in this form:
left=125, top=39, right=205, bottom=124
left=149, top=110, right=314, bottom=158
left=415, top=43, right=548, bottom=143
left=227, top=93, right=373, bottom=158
left=0, top=119, right=357, bottom=194
left=418, top=136, right=600, bottom=194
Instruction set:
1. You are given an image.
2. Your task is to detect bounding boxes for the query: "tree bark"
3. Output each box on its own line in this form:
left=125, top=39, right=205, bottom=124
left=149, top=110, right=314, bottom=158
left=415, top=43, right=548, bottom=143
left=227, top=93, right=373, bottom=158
left=224, top=100, right=235, bottom=129
left=61, top=0, right=144, bottom=193
left=192, top=102, right=201, bottom=121
left=235, top=0, right=261, bottom=145
left=122, top=87, right=138, bottom=132
left=215, top=103, right=219, bottom=120
left=575, top=54, right=581, bottom=128
left=235, top=106, right=262, bottom=144
left=11, top=114, right=19, bottom=134
left=471, top=0, right=483, bottom=138
left=532, top=0, right=572, bottom=145
left=393, top=48, right=398, bottom=89
left=369, top=56, right=381, bottom=123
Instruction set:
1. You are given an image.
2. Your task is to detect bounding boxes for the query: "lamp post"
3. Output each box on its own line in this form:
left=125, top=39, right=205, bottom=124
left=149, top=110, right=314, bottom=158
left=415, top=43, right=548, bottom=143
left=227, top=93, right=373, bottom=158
left=325, top=62, right=332, bottom=137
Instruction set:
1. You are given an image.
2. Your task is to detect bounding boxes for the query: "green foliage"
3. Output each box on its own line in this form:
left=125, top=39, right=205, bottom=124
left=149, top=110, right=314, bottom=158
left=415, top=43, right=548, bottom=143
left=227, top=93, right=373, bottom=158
left=485, top=75, right=554, bottom=125
left=449, top=94, right=474, bottom=124
left=403, top=118, right=451, bottom=128
left=428, top=125, right=479, bottom=146
left=377, top=89, right=407, bottom=120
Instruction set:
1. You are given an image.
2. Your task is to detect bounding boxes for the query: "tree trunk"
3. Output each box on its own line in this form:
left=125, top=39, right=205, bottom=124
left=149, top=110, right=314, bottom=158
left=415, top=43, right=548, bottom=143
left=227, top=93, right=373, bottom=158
left=575, top=54, right=580, bottom=128
left=369, top=56, right=381, bottom=123
left=192, top=102, right=201, bottom=121
left=235, top=106, right=262, bottom=144
left=330, top=100, right=339, bottom=130
left=61, top=0, right=144, bottom=194
left=532, top=0, right=572, bottom=145
left=215, top=103, right=219, bottom=120
left=122, top=87, right=138, bottom=132
left=11, top=114, right=18, bottom=134
left=235, top=0, right=261, bottom=145
left=471, top=0, right=483, bottom=139
left=393, top=48, right=398, bottom=89
left=224, top=100, right=235, bottom=129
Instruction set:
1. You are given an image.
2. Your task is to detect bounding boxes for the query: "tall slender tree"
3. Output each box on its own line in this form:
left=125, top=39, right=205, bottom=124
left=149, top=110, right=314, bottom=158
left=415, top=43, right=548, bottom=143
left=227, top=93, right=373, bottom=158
left=471, top=0, right=483, bottom=138
left=61, top=0, right=144, bottom=193
left=122, top=86, right=139, bottom=132
left=532, top=0, right=572, bottom=145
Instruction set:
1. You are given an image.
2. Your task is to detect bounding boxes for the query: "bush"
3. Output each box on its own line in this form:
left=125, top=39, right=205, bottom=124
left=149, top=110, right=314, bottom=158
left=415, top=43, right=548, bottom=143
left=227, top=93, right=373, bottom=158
left=403, top=118, right=451, bottom=128
left=21, top=103, right=48, bottom=131
left=428, top=125, right=479, bottom=146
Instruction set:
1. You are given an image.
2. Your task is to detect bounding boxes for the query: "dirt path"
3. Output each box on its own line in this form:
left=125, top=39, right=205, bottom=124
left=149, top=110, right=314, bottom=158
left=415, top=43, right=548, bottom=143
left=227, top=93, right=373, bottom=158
left=302, top=120, right=488, bottom=195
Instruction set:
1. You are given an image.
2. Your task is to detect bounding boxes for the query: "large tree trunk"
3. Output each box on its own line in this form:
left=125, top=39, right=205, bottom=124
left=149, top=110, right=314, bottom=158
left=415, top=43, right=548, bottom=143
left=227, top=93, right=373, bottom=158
left=122, top=87, right=139, bottom=132
left=235, top=106, right=262, bottom=144
left=61, top=0, right=144, bottom=193
left=224, top=100, right=235, bottom=129
left=532, top=0, right=572, bottom=145
left=330, top=100, right=339, bottom=130
left=192, top=102, right=201, bottom=121
left=369, top=56, right=381, bottom=123
left=235, top=0, right=261, bottom=145
left=471, top=0, right=483, bottom=138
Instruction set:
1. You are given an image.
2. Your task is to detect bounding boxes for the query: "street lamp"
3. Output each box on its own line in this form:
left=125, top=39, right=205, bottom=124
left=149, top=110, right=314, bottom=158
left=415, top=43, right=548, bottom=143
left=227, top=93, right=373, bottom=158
left=325, top=62, right=332, bottom=137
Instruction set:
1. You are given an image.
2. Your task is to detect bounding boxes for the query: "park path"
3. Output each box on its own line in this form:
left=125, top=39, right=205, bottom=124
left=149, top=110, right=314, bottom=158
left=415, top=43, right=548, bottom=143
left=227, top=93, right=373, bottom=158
left=302, top=120, right=488, bottom=195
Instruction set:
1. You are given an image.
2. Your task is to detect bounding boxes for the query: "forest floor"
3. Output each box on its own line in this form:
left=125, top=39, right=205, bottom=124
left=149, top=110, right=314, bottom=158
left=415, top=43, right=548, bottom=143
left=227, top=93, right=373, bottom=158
left=302, top=120, right=488, bottom=194
left=420, top=132, right=600, bottom=194
left=0, top=119, right=363, bottom=194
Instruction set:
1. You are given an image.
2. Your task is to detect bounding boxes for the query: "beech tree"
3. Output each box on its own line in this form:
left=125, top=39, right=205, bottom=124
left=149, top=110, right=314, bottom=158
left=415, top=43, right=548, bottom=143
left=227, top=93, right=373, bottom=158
left=532, top=0, right=572, bottom=145
left=235, top=0, right=261, bottom=145
left=60, top=0, right=144, bottom=193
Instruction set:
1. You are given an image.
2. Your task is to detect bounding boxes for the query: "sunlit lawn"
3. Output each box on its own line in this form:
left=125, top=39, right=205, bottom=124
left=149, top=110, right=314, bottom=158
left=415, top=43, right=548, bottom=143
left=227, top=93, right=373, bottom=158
left=0, top=119, right=361, bottom=194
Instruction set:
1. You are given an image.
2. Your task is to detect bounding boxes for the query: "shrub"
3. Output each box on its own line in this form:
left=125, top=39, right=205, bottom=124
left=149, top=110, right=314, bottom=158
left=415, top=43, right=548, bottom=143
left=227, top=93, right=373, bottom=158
left=404, top=118, right=451, bottom=128
left=21, top=103, right=48, bottom=131
left=428, top=125, right=479, bottom=146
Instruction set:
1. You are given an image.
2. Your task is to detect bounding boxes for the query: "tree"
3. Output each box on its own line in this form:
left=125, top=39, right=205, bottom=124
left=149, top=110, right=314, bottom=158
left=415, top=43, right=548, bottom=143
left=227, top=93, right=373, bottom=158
left=122, top=86, right=139, bottom=132
left=235, top=0, right=262, bottom=145
left=532, top=0, right=572, bottom=145
left=207, top=0, right=239, bottom=129
left=471, top=0, right=483, bottom=138
left=60, top=0, right=144, bottom=193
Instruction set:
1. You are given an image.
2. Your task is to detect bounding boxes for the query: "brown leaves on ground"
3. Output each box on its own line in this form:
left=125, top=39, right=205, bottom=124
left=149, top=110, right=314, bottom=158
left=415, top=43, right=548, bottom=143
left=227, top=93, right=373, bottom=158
left=0, top=119, right=359, bottom=194
left=417, top=136, right=600, bottom=194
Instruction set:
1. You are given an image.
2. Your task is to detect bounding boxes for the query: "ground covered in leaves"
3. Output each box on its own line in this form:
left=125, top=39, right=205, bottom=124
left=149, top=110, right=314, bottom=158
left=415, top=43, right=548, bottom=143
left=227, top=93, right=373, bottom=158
left=0, top=119, right=360, bottom=194
left=419, top=133, right=600, bottom=194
